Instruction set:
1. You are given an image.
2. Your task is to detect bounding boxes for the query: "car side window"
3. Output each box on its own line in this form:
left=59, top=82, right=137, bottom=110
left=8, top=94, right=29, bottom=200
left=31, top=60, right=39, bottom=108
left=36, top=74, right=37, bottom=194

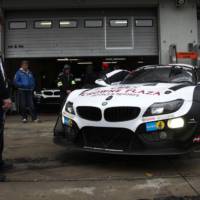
left=108, top=71, right=129, bottom=83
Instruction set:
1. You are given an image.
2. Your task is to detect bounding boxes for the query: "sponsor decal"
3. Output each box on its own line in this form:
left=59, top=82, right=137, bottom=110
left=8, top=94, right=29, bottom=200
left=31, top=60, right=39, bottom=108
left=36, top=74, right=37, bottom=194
left=63, top=112, right=75, bottom=119
left=142, top=117, right=157, bottom=122
left=80, top=86, right=161, bottom=97
left=146, top=121, right=165, bottom=132
left=64, top=117, right=73, bottom=127
left=142, top=114, right=175, bottom=123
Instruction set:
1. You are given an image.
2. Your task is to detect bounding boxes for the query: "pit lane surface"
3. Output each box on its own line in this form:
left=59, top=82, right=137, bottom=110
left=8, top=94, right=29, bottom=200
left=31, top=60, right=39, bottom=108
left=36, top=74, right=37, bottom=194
left=1, top=115, right=200, bottom=200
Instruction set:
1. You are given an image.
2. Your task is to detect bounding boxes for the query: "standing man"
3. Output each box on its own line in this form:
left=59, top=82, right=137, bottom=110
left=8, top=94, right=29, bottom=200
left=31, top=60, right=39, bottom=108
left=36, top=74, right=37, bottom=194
left=57, top=64, right=76, bottom=105
left=14, top=60, right=39, bottom=123
left=0, top=59, right=12, bottom=170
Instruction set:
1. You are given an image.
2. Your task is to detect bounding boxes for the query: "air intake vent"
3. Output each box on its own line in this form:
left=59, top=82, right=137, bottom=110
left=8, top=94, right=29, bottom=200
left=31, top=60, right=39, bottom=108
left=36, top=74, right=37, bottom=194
left=104, top=107, right=140, bottom=122
left=77, top=106, right=102, bottom=121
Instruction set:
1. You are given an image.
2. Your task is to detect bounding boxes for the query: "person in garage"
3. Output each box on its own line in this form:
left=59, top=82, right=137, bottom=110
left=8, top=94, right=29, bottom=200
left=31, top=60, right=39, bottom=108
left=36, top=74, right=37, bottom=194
left=14, top=60, right=39, bottom=123
left=57, top=64, right=76, bottom=105
left=100, top=62, right=111, bottom=77
left=0, top=59, right=12, bottom=170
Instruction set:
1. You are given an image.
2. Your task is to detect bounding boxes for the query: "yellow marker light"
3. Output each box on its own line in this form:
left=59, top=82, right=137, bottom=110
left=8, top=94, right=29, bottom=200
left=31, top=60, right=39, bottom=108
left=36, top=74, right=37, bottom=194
left=167, top=118, right=184, bottom=129
left=156, top=121, right=165, bottom=130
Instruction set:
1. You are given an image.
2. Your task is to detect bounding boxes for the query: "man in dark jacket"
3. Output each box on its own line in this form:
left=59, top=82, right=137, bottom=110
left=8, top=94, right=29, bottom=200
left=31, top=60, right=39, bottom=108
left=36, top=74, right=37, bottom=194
left=57, top=64, right=76, bottom=105
left=14, top=60, right=38, bottom=123
left=0, top=60, right=12, bottom=170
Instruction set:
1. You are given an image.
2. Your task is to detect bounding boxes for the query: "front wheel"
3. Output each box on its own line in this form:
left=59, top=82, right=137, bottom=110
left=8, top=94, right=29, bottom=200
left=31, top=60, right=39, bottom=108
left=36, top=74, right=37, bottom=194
left=54, top=113, right=64, bottom=136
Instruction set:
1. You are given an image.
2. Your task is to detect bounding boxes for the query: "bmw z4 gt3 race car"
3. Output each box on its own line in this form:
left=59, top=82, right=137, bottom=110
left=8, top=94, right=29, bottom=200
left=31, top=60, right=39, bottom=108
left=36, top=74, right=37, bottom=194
left=54, top=64, right=200, bottom=155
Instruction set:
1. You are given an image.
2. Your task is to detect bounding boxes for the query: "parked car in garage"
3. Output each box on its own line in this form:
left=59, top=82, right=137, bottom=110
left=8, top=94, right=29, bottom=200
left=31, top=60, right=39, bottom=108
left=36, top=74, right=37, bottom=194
left=34, top=89, right=60, bottom=105
left=54, top=64, right=200, bottom=155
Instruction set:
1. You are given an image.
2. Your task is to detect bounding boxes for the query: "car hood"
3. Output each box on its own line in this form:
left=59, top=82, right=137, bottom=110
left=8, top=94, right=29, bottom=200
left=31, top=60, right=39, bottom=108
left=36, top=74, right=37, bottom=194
left=72, top=83, right=194, bottom=108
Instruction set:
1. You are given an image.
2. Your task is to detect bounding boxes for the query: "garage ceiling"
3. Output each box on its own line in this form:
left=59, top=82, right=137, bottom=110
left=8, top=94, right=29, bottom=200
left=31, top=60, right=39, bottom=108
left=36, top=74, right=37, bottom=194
left=1, top=0, right=158, bottom=10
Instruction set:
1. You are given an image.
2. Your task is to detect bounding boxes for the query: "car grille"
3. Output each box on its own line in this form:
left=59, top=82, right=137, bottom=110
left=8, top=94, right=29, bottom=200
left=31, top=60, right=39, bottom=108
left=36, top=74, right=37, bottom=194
left=104, top=107, right=140, bottom=122
left=76, top=106, right=102, bottom=121
left=54, top=91, right=60, bottom=96
left=79, top=127, right=133, bottom=151
left=43, top=91, right=53, bottom=96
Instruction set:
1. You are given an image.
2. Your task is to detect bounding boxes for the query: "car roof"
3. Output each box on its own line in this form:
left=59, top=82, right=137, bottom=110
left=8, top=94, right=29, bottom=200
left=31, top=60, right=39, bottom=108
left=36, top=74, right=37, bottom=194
left=169, top=63, right=195, bottom=69
left=137, top=63, right=196, bottom=71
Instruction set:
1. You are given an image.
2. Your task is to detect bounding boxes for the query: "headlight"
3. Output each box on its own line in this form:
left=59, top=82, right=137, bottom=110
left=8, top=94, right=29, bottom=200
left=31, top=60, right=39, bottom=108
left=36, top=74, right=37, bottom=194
left=65, top=101, right=75, bottom=115
left=143, top=99, right=184, bottom=117
left=167, top=118, right=185, bottom=129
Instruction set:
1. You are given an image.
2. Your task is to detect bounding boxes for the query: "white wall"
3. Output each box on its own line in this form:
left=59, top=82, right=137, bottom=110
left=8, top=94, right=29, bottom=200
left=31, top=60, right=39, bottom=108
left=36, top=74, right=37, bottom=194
left=159, top=0, right=198, bottom=64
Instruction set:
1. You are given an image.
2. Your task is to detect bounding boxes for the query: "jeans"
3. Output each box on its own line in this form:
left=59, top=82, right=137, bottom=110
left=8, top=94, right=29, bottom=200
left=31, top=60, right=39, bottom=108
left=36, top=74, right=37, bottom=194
left=18, top=90, right=37, bottom=120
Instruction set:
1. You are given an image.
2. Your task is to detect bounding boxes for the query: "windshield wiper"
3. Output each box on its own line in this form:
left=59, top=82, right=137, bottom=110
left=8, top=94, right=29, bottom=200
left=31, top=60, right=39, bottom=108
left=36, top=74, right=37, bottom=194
left=173, top=80, right=194, bottom=85
left=148, top=80, right=169, bottom=83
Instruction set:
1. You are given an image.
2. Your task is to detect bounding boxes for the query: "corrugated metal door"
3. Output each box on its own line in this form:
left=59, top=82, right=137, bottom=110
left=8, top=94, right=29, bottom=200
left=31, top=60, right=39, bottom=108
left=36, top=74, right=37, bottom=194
left=105, top=17, right=133, bottom=49
left=5, top=9, right=158, bottom=58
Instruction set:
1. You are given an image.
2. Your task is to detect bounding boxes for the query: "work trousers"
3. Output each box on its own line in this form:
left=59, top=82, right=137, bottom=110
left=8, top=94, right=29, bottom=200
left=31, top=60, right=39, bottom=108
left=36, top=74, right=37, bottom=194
left=18, top=90, right=37, bottom=120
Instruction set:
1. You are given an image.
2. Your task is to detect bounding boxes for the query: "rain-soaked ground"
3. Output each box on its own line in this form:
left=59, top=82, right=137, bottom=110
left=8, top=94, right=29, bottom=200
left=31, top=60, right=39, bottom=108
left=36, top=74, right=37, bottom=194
left=1, top=115, right=200, bottom=200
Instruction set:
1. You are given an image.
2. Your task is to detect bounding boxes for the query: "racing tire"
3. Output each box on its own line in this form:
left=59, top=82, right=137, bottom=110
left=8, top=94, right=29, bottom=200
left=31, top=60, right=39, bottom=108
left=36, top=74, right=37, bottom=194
left=54, top=113, right=64, bottom=136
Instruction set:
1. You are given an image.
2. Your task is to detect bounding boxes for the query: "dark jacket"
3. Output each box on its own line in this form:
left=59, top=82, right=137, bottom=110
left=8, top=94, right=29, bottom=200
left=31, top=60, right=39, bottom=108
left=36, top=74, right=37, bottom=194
left=57, top=72, right=76, bottom=102
left=14, top=68, right=35, bottom=90
left=0, top=65, right=9, bottom=118
left=57, top=72, right=75, bottom=92
left=0, top=67, right=9, bottom=101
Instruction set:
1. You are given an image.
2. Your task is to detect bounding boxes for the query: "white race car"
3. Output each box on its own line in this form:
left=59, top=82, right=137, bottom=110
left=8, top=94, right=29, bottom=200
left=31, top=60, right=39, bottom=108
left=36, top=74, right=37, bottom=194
left=54, top=64, right=200, bottom=155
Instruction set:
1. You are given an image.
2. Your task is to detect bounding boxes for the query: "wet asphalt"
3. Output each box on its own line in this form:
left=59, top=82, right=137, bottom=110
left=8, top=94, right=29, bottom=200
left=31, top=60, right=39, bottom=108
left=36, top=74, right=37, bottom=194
left=1, top=115, right=200, bottom=200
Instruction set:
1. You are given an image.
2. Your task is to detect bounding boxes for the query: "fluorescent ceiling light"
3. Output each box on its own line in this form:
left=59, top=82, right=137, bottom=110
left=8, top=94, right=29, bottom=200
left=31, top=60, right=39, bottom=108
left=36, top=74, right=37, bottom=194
left=69, top=58, right=79, bottom=61
left=57, top=58, right=69, bottom=62
left=60, top=21, right=71, bottom=25
left=114, top=20, right=127, bottom=24
left=40, top=22, right=52, bottom=26
left=103, top=61, right=118, bottom=64
left=78, top=62, right=93, bottom=65
left=57, top=58, right=80, bottom=62
left=106, top=58, right=126, bottom=61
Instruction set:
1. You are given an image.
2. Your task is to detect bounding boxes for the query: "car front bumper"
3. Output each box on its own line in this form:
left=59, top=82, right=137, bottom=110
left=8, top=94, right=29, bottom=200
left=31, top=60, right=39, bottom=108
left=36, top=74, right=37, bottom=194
left=54, top=116, right=200, bottom=156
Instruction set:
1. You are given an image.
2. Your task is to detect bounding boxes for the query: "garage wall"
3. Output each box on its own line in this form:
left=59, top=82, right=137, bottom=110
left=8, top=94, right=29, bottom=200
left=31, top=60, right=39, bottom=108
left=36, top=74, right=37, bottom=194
left=159, top=0, right=198, bottom=64
left=5, top=9, right=158, bottom=58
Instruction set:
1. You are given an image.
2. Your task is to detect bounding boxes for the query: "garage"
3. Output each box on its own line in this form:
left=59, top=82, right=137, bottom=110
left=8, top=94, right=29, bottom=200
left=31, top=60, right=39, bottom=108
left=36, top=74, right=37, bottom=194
left=4, top=8, right=158, bottom=105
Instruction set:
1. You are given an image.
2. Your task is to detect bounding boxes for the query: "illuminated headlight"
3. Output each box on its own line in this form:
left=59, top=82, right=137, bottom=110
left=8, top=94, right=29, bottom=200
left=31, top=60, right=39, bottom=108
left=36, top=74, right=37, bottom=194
left=65, top=101, right=75, bottom=115
left=167, top=118, right=185, bottom=129
left=143, top=99, right=184, bottom=117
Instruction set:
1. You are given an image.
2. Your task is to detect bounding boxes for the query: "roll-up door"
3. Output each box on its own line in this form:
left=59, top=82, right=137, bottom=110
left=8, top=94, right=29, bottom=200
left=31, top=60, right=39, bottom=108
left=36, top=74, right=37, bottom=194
left=5, top=9, right=158, bottom=58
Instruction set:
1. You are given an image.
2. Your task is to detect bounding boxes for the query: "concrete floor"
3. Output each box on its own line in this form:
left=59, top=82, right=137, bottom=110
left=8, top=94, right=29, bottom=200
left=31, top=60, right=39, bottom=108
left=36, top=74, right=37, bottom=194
left=1, top=115, right=200, bottom=200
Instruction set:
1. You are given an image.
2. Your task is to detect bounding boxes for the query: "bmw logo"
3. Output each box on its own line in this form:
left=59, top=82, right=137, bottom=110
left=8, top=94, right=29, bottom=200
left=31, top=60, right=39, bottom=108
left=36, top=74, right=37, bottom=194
left=102, top=102, right=108, bottom=106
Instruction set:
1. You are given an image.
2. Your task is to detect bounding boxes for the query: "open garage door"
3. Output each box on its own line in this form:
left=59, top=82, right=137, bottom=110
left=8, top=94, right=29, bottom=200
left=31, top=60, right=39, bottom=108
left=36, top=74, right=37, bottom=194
left=5, top=9, right=158, bottom=58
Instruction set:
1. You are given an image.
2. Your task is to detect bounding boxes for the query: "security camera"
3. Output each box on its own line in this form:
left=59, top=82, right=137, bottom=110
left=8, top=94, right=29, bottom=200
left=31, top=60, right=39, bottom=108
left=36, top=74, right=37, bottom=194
left=176, top=0, right=185, bottom=7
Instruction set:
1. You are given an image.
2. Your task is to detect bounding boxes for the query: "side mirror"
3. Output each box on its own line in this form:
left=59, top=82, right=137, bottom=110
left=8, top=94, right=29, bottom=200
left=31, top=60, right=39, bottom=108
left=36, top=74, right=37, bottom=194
left=95, top=79, right=110, bottom=87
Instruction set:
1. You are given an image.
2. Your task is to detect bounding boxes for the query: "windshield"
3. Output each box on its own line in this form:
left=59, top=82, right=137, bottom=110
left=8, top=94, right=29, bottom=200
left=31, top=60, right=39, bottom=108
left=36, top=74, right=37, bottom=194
left=122, top=66, right=196, bottom=85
